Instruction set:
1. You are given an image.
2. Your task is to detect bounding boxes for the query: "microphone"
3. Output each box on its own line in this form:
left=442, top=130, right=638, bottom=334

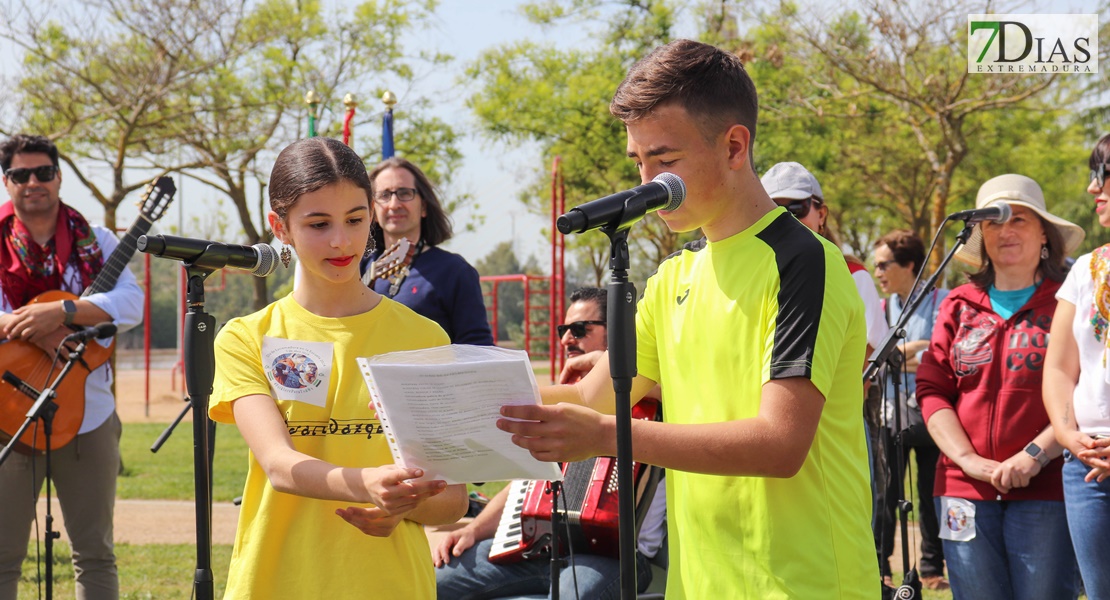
left=948, top=202, right=1012, bottom=225
left=137, top=234, right=278, bottom=277
left=63, top=322, right=117, bottom=343
left=557, top=172, right=686, bottom=234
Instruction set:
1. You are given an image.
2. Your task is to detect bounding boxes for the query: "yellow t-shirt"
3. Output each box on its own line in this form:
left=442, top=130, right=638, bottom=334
left=637, top=208, right=878, bottom=599
left=210, top=294, right=449, bottom=599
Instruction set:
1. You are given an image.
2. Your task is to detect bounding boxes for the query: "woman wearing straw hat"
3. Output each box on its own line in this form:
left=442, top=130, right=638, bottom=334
left=1044, top=133, right=1110, bottom=600
left=915, top=174, right=1083, bottom=600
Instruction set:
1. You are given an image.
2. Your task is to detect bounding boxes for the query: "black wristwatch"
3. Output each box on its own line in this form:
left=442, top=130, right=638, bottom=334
left=1024, top=442, right=1050, bottom=468
left=61, top=299, right=77, bottom=326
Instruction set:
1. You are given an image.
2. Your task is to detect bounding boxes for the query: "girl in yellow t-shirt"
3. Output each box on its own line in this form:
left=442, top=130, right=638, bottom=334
left=210, top=137, right=467, bottom=599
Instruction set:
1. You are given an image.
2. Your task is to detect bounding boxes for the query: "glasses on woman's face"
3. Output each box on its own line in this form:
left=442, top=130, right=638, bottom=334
left=873, top=259, right=899, bottom=272
left=374, top=187, right=418, bottom=204
left=1092, top=164, right=1108, bottom=189
left=556, top=320, right=606, bottom=339
left=776, top=196, right=823, bottom=219
left=4, top=165, right=57, bottom=185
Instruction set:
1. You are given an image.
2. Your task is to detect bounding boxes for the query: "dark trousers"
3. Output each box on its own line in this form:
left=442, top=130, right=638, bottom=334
left=873, top=428, right=945, bottom=578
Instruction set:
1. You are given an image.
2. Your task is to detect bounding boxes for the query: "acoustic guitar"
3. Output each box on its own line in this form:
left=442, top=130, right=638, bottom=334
left=361, top=237, right=416, bottom=287
left=0, top=177, right=176, bottom=452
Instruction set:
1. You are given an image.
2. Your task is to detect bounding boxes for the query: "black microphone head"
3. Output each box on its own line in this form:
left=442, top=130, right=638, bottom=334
left=252, top=244, right=278, bottom=277
left=653, top=172, right=686, bottom=211
left=94, top=322, right=118, bottom=339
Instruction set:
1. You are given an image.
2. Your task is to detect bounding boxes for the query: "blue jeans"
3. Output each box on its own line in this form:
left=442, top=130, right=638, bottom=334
left=935, top=497, right=1079, bottom=600
left=436, top=538, right=652, bottom=600
left=1063, top=453, right=1110, bottom=600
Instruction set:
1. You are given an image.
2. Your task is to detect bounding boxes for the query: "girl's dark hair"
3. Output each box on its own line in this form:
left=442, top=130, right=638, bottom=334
left=368, top=157, right=453, bottom=248
left=1090, top=133, right=1110, bottom=171
left=967, top=214, right=1067, bottom=289
left=268, top=137, right=373, bottom=220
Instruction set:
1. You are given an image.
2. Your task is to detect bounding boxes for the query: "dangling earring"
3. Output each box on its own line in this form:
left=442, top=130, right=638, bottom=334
left=1040, top=245, right=1049, bottom=260
left=280, top=245, right=292, bottom=268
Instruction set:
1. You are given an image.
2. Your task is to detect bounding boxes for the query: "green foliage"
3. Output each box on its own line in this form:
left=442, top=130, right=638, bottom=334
left=467, top=0, right=697, bottom=288
left=744, top=1, right=1088, bottom=267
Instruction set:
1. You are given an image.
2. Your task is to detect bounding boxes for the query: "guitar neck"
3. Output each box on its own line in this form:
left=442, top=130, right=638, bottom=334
left=82, top=214, right=153, bottom=298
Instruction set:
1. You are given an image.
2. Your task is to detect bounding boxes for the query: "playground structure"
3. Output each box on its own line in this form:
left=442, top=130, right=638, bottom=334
left=479, top=156, right=567, bottom=381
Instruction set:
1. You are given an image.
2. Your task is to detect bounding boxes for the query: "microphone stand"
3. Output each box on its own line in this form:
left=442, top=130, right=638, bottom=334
left=179, top=264, right=219, bottom=600
left=547, top=480, right=565, bottom=600
left=0, top=339, right=94, bottom=600
left=601, top=225, right=638, bottom=600
left=865, top=219, right=974, bottom=600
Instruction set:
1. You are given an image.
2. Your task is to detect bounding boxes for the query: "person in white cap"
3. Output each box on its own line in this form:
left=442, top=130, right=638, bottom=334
left=916, top=173, right=1084, bottom=599
left=761, top=161, right=888, bottom=357
left=1044, top=132, right=1110, bottom=600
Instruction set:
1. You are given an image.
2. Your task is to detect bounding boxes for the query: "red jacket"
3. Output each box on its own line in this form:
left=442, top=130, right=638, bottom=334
left=916, top=279, right=1063, bottom=501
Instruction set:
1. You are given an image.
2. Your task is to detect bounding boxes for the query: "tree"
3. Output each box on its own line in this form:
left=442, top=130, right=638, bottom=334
left=750, top=0, right=1083, bottom=268
left=467, top=0, right=700, bottom=288
left=155, top=0, right=461, bottom=309
left=0, top=0, right=250, bottom=229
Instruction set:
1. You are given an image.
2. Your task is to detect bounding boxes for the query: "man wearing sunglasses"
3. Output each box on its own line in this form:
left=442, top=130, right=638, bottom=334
left=0, top=134, right=143, bottom=599
left=435, top=286, right=667, bottom=598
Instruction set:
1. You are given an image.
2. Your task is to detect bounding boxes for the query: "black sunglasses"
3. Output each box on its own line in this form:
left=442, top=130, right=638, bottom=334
left=5, top=165, right=57, bottom=185
left=557, top=320, right=606, bottom=339
left=778, top=196, right=823, bottom=219
left=1092, top=164, right=1108, bottom=189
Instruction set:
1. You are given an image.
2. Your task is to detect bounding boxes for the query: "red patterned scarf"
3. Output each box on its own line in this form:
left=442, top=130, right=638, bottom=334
left=0, top=200, right=103, bottom=309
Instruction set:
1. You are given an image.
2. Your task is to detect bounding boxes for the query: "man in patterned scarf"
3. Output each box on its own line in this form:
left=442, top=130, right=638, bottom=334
left=0, top=134, right=143, bottom=599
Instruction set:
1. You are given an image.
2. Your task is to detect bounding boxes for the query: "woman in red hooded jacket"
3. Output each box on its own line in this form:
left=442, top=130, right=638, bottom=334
left=916, top=174, right=1084, bottom=600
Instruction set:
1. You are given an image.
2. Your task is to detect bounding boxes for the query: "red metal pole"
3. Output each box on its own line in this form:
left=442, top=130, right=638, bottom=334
left=550, top=157, right=560, bottom=382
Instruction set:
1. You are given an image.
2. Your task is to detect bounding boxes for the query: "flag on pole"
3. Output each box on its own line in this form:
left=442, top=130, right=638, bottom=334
left=382, top=108, right=395, bottom=159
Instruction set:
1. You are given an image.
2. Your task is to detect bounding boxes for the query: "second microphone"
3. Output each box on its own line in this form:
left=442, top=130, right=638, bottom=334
left=137, top=234, right=278, bottom=277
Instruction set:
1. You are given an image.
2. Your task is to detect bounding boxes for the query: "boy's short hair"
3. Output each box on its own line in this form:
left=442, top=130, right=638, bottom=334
left=610, top=39, right=758, bottom=154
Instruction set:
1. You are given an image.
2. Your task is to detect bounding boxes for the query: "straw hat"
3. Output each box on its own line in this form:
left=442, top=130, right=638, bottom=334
left=954, top=174, right=1085, bottom=269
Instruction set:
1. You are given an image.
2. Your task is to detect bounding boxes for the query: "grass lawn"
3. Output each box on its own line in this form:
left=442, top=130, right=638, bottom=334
left=118, top=422, right=250, bottom=502
left=19, top=541, right=232, bottom=600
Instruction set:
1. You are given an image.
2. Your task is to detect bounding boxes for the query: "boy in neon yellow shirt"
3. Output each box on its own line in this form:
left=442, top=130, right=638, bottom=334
left=498, top=39, right=878, bottom=599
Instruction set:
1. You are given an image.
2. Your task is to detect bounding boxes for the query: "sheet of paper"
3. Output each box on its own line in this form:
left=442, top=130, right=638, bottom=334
left=358, top=346, right=562, bottom=484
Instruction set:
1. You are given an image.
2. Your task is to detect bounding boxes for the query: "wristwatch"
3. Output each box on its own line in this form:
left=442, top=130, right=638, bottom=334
left=61, top=299, right=77, bottom=326
left=1024, top=442, right=1050, bottom=468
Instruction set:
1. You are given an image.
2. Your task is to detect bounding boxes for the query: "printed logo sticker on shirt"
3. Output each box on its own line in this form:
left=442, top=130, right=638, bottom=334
left=262, top=336, right=333, bottom=407
left=939, top=496, right=976, bottom=542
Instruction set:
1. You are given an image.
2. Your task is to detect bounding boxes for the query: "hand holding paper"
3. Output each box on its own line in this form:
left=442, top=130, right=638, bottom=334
left=359, top=345, right=562, bottom=484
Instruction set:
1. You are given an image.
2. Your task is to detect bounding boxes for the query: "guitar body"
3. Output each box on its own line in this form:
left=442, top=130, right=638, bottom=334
left=0, top=291, right=114, bottom=452
left=0, top=176, right=175, bottom=454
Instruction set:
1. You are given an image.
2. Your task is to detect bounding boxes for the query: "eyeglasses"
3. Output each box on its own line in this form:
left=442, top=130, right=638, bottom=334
left=1092, top=164, right=1108, bottom=189
left=374, top=187, right=418, bottom=204
left=777, top=196, right=822, bottom=219
left=873, top=259, right=899, bottom=271
left=557, top=320, right=606, bottom=339
left=5, top=165, right=57, bottom=184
